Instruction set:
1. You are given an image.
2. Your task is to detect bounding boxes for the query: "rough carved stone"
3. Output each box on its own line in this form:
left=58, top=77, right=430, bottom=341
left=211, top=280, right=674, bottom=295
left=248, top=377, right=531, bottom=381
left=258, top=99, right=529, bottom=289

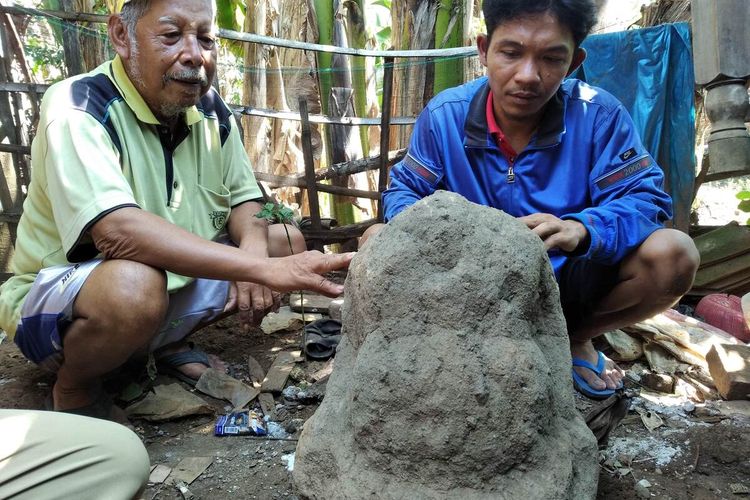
left=293, top=191, right=598, bottom=499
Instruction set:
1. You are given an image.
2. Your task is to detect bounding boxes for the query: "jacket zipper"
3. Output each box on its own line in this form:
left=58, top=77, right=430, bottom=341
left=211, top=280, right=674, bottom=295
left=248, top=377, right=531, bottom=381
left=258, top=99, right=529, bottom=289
left=507, top=155, right=516, bottom=183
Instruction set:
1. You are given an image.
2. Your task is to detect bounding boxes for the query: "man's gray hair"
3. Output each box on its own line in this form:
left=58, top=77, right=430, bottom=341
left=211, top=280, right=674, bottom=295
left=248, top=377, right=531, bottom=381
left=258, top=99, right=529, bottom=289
left=120, top=0, right=150, bottom=43
left=119, top=0, right=217, bottom=42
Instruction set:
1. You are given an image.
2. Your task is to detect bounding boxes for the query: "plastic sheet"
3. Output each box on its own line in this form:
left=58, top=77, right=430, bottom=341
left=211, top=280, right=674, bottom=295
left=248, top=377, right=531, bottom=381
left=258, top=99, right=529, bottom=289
left=571, top=23, right=696, bottom=230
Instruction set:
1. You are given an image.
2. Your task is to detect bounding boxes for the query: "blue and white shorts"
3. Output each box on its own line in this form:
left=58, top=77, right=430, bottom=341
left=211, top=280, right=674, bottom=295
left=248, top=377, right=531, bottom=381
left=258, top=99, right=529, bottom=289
left=13, top=259, right=230, bottom=372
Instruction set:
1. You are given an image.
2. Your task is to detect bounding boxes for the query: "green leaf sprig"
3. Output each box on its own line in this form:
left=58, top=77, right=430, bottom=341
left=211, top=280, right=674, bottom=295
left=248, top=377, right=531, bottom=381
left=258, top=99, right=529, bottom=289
left=255, top=203, right=307, bottom=324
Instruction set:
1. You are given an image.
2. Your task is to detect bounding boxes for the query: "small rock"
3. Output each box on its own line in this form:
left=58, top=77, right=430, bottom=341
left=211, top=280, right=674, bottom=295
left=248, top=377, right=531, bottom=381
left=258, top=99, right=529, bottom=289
left=635, top=479, right=652, bottom=499
left=282, top=386, right=301, bottom=400
left=730, top=483, right=750, bottom=495
left=640, top=372, right=675, bottom=394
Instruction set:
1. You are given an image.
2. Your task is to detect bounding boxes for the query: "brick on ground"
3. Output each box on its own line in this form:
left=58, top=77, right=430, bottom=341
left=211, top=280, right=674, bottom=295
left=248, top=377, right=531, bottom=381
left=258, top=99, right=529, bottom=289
left=706, top=344, right=750, bottom=400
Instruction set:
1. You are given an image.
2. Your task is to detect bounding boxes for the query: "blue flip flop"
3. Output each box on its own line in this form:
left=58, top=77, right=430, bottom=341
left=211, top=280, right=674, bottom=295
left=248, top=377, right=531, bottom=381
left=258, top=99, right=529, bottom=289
left=571, top=351, right=623, bottom=400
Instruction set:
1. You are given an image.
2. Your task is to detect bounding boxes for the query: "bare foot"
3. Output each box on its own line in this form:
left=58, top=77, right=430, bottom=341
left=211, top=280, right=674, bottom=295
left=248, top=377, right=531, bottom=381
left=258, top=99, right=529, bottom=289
left=155, top=342, right=227, bottom=381
left=570, top=340, right=624, bottom=390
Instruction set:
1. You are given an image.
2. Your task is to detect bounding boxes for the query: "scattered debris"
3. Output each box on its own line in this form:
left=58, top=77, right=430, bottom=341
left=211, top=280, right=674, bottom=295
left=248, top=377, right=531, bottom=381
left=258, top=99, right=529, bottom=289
left=636, top=408, right=665, bottom=432
left=195, top=368, right=259, bottom=409
left=311, top=359, right=334, bottom=383
left=215, top=410, right=267, bottom=436
left=290, top=292, right=334, bottom=314
left=640, top=372, right=675, bottom=393
left=585, top=393, right=631, bottom=445
left=730, top=483, right=750, bottom=495
left=714, top=400, right=750, bottom=419
left=328, top=297, right=345, bottom=321
left=168, top=457, right=213, bottom=485
left=260, top=307, right=321, bottom=334
left=635, top=478, right=652, bottom=499
left=604, top=329, right=644, bottom=361
left=706, top=343, right=750, bottom=400
left=261, top=350, right=302, bottom=394
left=258, top=392, right=276, bottom=419
left=605, top=435, right=682, bottom=467
left=281, top=452, right=295, bottom=471
left=148, top=464, right=172, bottom=484
left=246, top=355, right=265, bottom=388
left=125, top=383, right=213, bottom=421
left=174, top=480, right=194, bottom=500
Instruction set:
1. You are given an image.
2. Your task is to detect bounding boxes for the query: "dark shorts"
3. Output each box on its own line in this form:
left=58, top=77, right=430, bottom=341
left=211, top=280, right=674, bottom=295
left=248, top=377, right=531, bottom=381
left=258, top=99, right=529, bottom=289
left=557, top=256, right=621, bottom=332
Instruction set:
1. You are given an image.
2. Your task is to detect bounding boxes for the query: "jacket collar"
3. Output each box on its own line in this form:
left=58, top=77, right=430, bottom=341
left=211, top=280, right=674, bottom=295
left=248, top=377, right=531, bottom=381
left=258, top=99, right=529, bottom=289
left=464, top=80, right=567, bottom=149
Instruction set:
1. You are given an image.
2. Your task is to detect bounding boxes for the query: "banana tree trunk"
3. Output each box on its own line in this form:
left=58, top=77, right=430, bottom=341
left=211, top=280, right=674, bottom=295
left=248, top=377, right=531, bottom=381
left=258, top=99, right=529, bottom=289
left=391, top=0, right=439, bottom=148
left=328, top=0, right=357, bottom=226
left=433, top=0, right=464, bottom=95
left=345, top=0, right=369, bottom=156
left=242, top=0, right=271, bottom=172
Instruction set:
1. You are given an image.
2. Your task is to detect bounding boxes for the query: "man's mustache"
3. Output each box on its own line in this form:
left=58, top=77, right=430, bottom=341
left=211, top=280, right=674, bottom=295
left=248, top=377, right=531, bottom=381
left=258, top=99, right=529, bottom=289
left=164, top=69, right=208, bottom=86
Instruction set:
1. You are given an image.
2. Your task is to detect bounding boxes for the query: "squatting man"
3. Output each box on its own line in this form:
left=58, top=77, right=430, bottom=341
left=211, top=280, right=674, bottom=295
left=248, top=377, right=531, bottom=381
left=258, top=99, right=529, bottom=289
left=361, top=0, right=700, bottom=399
left=0, top=0, right=352, bottom=422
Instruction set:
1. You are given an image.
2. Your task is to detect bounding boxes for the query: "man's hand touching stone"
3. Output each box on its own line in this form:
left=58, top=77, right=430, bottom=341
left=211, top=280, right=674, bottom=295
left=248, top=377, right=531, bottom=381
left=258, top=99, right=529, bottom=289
left=264, top=251, right=354, bottom=297
left=519, top=213, right=588, bottom=253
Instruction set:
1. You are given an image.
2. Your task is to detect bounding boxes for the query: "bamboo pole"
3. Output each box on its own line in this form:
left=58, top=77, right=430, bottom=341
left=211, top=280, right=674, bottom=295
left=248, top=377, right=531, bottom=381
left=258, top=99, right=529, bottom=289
left=377, top=56, right=395, bottom=222
left=299, top=98, right=324, bottom=251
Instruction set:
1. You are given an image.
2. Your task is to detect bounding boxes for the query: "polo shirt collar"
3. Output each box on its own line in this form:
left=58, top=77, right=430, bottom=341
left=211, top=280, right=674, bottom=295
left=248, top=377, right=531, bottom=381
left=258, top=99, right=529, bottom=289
left=464, top=80, right=567, bottom=149
left=110, top=56, right=203, bottom=126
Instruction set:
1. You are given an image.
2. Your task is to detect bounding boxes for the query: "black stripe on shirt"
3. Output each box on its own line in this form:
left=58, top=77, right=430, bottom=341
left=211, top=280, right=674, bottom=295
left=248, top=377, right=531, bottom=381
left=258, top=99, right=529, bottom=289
left=69, top=73, right=124, bottom=155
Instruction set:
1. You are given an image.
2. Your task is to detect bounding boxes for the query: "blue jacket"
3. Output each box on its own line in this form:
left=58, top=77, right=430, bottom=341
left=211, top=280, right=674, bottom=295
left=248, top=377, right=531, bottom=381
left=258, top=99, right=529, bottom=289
left=383, top=77, right=673, bottom=277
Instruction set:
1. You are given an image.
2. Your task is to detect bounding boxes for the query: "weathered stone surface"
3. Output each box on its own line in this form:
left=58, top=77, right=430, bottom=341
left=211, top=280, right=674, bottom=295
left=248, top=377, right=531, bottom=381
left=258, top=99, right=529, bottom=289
left=293, top=191, right=598, bottom=499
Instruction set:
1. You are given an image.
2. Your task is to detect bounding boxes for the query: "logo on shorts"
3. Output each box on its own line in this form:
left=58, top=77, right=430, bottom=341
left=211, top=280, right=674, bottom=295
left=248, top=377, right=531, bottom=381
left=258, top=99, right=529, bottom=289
left=59, top=263, right=81, bottom=291
left=209, top=210, right=228, bottom=230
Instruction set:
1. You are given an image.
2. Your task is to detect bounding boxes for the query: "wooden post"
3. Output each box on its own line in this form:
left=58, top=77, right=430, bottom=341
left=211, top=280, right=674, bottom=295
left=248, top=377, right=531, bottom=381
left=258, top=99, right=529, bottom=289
left=299, top=98, right=324, bottom=251
left=377, top=55, right=395, bottom=222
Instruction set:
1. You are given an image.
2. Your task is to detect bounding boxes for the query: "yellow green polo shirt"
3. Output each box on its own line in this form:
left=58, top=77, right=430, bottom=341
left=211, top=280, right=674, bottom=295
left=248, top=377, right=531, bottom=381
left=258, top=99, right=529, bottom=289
left=0, top=56, right=262, bottom=339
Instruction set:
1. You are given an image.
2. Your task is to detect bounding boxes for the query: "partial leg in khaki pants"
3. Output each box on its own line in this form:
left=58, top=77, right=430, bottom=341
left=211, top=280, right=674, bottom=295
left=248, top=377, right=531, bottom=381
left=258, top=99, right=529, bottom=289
left=0, top=410, right=149, bottom=500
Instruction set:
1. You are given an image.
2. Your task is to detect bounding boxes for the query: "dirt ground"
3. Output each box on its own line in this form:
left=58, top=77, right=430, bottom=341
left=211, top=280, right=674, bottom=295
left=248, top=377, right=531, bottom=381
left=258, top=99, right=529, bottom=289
left=1, top=306, right=749, bottom=500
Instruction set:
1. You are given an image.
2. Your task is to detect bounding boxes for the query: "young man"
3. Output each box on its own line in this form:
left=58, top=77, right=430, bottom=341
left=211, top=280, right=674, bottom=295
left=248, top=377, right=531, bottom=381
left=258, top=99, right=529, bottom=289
left=0, top=0, right=352, bottom=420
left=364, top=0, right=699, bottom=398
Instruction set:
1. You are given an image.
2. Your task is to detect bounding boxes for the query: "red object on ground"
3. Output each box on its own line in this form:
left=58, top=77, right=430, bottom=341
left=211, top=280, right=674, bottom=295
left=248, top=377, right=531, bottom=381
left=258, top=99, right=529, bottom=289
left=695, top=294, right=750, bottom=343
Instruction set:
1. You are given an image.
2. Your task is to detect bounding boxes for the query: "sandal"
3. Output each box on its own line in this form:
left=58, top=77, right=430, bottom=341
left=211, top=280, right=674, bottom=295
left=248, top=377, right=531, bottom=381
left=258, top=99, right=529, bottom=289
left=155, top=342, right=212, bottom=387
left=303, top=319, right=342, bottom=360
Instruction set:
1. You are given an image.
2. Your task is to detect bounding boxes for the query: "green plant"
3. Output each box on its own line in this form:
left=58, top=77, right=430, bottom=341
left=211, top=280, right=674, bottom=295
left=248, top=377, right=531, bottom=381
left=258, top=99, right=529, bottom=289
left=255, top=203, right=307, bottom=322
left=736, top=190, right=750, bottom=225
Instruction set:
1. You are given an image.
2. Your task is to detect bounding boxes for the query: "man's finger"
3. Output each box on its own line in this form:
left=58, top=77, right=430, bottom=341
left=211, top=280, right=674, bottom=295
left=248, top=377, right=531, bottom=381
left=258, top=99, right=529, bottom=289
left=224, top=283, right=238, bottom=312
left=250, top=284, right=267, bottom=316
left=518, top=213, right=551, bottom=229
left=315, top=252, right=355, bottom=273
left=312, top=277, right=345, bottom=298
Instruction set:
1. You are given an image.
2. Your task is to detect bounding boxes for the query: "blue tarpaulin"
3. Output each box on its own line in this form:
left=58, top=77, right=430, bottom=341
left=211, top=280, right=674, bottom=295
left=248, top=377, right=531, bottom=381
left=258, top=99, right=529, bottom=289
left=571, top=22, right=695, bottom=230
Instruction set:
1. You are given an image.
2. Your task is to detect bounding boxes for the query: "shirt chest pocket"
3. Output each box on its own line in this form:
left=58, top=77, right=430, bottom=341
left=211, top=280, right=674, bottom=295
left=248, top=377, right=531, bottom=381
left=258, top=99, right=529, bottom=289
left=193, top=183, right=231, bottom=237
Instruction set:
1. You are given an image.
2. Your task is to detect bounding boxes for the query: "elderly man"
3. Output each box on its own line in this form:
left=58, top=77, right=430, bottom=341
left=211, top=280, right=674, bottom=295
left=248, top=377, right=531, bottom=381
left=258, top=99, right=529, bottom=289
left=0, top=0, right=351, bottom=420
left=362, top=0, right=699, bottom=399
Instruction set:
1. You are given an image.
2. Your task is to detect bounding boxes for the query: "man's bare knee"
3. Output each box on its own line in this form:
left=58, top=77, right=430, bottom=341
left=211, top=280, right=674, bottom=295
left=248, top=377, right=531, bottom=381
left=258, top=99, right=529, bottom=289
left=74, top=260, right=168, bottom=338
left=269, top=224, right=306, bottom=256
left=631, top=229, right=699, bottom=298
left=359, top=223, right=385, bottom=249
